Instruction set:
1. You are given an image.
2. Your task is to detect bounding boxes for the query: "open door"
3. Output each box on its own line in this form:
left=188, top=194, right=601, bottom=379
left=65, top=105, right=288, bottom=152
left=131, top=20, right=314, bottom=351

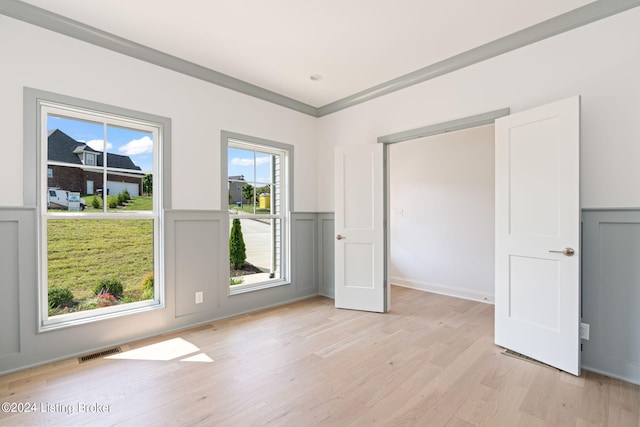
left=334, top=144, right=386, bottom=312
left=495, top=96, right=581, bottom=375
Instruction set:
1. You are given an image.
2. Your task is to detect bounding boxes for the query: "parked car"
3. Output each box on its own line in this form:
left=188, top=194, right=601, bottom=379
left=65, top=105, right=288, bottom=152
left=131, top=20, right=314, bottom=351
left=47, top=188, right=86, bottom=210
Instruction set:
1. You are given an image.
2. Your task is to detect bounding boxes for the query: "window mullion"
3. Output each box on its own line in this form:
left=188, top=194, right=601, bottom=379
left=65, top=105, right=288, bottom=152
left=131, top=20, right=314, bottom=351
left=252, top=150, right=257, bottom=214
left=103, top=123, right=108, bottom=214
left=237, top=214, right=282, bottom=220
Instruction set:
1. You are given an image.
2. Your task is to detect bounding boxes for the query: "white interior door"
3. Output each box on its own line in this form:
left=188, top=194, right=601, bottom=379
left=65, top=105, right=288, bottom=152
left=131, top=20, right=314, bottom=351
left=334, top=144, right=386, bottom=312
left=495, top=96, right=581, bottom=375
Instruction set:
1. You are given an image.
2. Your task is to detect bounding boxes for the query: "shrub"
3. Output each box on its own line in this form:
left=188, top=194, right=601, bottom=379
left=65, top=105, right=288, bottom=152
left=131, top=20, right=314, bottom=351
left=140, top=273, right=154, bottom=300
left=117, top=192, right=127, bottom=206
left=77, top=299, right=98, bottom=311
left=91, top=197, right=100, bottom=209
left=48, top=286, right=74, bottom=308
left=122, top=289, right=143, bottom=303
left=93, top=277, right=124, bottom=298
left=140, top=273, right=154, bottom=291
left=96, top=292, right=117, bottom=307
left=108, top=196, right=118, bottom=209
left=143, top=174, right=152, bottom=196
left=122, top=188, right=130, bottom=201
left=229, top=218, right=246, bottom=269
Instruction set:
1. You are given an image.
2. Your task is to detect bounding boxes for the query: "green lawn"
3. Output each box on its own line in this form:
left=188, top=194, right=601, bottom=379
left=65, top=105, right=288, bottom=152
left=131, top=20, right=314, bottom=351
left=83, top=195, right=152, bottom=212
left=124, top=196, right=153, bottom=210
left=47, top=219, right=153, bottom=301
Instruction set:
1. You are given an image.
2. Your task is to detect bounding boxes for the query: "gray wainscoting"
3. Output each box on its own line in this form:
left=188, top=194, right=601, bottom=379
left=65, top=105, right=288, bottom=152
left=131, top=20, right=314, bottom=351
left=290, top=212, right=335, bottom=297
left=317, top=213, right=335, bottom=299
left=151, top=210, right=330, bottom=321
left=165, top=210, right=226, bottom=318
left=582, top=209, right=640, bottom=384
left=0, top=208, right=36, bottom=359
left=0, top=208, right=335, bottom=375
left=0, top=213, right=21, bottom=357
left=291, top=213, right=317, bottom=291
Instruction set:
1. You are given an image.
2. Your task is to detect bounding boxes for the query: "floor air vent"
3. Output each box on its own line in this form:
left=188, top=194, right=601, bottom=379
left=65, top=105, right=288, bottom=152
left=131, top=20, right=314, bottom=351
left=78, top=347, right=121, bottom=363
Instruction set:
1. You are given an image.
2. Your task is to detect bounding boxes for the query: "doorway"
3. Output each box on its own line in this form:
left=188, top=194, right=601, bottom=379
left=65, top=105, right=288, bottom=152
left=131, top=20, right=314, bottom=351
left=388, top=125, right=495, bottom=303
left=334, top=108, right=508, bottom=313
left=335, top=99, right=581, bottom=374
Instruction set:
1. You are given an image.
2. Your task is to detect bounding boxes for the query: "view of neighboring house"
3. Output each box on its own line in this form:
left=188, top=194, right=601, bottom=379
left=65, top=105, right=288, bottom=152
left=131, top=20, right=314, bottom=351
left=47, top=129, right=144, bottom=196
left=228, top=174, right=247, bottom=204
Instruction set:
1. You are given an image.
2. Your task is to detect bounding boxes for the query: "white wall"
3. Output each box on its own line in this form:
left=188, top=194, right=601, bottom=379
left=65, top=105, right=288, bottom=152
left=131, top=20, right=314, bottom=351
left=0, top=15, right=318, bottom=211
left=316, top=7, right=640, bottom=211
left=314, top=6, right=640, bottom=382
left=389, top=125, right=494, bottom=302
left=0, top=15, right=319, bottom=374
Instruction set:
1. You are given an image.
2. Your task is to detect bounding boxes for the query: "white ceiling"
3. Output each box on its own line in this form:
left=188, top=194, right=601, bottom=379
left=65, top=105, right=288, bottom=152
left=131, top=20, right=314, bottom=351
left=22, top=0, right=594, bottom=108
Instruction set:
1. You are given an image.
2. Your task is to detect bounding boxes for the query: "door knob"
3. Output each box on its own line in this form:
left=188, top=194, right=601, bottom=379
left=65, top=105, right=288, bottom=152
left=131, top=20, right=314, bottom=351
left=548, top=247, right=575, bottom=256
left=336, top=234, right=346, bottom=240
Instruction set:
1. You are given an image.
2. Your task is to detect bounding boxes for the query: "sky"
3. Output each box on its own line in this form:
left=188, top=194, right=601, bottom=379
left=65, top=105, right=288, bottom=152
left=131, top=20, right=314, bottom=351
left=48, top=115, right=154, bottom=173
left=49, top=114, right=276, bottom=181
left=228, top=147, right=273, bottom=185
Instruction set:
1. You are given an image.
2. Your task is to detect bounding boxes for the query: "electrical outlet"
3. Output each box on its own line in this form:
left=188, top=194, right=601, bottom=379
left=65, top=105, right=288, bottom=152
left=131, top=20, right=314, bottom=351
left=580, top=322, right=590, bottom=340
left=195, top=291, right=204, bottom=304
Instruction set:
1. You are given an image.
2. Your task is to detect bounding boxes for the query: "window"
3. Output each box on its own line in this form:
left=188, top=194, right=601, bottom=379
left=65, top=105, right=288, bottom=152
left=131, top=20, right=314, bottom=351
left=223, top=131, right=292, bottom=293
left=33, top=93, right=169, bottom=330
left=85, top=152, right=96, bottom=166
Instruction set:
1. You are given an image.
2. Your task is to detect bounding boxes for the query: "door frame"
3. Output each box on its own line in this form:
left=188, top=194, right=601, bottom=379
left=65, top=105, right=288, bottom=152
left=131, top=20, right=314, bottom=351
left=377, top=108, right=510, bottom=310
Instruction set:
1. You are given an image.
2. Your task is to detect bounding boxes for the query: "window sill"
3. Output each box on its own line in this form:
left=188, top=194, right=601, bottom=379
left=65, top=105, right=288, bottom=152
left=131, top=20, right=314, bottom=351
left=229, top=279, right=290, bottom=295
left=39, top=300, right=163, bottom=333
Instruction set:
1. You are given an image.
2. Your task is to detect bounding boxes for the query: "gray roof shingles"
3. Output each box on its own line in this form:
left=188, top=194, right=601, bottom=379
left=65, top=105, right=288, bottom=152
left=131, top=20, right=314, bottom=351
left=97, top=153, right=141, bottom=171
left=48, top=129, right=142, bottom=172
left=47, top=129, right=84, bottom=165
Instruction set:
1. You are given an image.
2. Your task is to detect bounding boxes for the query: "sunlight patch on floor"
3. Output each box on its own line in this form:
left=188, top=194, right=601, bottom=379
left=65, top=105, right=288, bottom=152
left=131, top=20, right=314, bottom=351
left=106, top=337, right=211, bottom=362
left=181, top=353, right=214, bottom=363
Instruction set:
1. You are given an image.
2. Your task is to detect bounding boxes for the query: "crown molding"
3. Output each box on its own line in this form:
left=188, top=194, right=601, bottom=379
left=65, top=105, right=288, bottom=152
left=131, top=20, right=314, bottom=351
left=0, top=0, right=319, bottom=117
left=2, top=0, right=639, bottom=118
left=318, top=0, right=640, bottom=117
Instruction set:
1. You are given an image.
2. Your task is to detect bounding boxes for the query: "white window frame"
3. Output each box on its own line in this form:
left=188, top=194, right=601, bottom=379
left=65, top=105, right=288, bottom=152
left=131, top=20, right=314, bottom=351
left=36, top=97, right=166, bottom=331
left=85, top=152, right=96, bottom=166
left=222, top=131, right=293, bottom=295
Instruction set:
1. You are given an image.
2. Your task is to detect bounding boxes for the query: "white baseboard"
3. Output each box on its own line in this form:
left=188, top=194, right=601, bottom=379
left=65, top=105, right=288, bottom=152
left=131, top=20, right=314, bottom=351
left=391, top=277, right=494, bottom=304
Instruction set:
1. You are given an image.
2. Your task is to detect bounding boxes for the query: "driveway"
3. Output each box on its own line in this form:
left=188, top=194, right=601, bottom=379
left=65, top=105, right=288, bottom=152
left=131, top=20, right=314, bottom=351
left=231, top=216, right=272, bottom=271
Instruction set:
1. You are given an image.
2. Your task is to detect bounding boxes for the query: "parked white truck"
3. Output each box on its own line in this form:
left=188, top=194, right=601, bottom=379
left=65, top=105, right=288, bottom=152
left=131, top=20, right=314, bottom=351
left=47, top=188, right=86, bottom=210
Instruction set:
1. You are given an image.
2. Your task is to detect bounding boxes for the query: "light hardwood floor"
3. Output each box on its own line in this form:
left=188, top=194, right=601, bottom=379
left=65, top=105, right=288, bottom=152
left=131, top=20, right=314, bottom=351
left=1, top=286, right=638, bottom=426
